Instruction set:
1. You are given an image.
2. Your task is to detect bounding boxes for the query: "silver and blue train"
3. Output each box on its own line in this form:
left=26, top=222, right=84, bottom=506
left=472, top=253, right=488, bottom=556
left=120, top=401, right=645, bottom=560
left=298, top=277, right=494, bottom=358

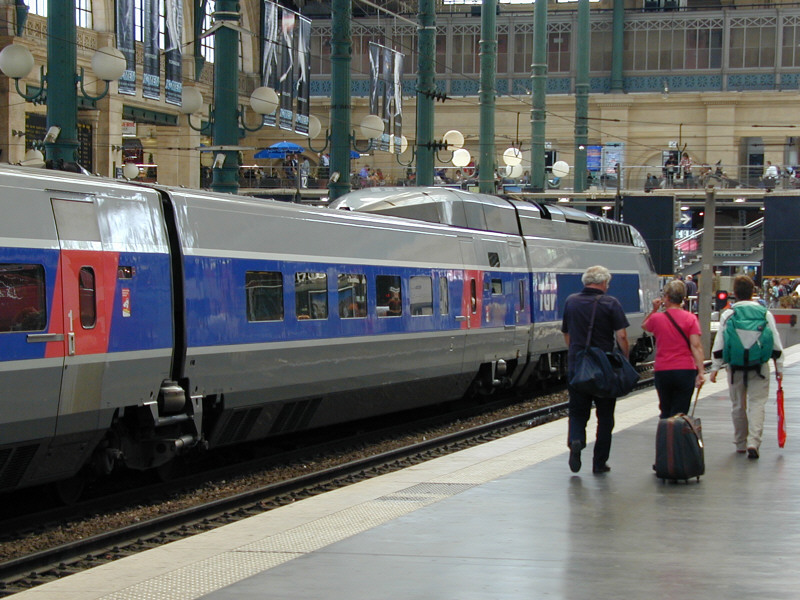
left=0, top=167, right=658, bottom=495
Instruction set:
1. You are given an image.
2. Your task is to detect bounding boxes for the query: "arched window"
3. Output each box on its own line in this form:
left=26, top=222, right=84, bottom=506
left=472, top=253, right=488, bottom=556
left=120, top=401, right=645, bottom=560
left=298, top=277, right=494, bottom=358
left=201, top=0, right=215, bottom=63
left=134, top=0, right=165, bottom=45
left=200, top=1, right=244, bottom=69
left=27, top=0, right=93, bottom=28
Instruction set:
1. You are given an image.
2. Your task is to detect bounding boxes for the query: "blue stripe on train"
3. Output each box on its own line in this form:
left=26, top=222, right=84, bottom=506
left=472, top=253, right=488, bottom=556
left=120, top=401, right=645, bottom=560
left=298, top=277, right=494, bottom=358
left=533, top=272, right=641, bottom=323
left=107, top=252, right=174, bottom=353
left=182, top=257, right=526, bottom=348
left=0, top=247, right=59, bottom=361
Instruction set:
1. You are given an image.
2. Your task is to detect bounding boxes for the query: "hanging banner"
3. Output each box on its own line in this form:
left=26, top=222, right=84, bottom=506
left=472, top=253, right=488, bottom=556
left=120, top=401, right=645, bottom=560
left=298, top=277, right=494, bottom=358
left=379, top=46, right=393, bottom=152
left=116, top=0, right=136, bottom=95
left=294, top=16, right=311, bottom=135
left=164, top=0, right=183, bottom=106
left=393, top=52, right=404, bottom=154
left=261, top=0, right=281, bottom=127
left=368, top=43, right=405, bottom=154
left=261, top=2, right=311, bottom=132
left=278, top=8, right=296, bottom=131
left=369, top=44, right=381, bottom=116
left=143, top=0, right=160, bottom=100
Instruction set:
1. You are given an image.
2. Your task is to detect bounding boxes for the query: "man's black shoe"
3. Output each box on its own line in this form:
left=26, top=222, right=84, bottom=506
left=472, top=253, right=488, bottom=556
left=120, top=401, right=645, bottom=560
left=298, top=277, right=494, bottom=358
left=592, top=464, right=611, bottom=474
left=569, top=441, right=582, bottom=473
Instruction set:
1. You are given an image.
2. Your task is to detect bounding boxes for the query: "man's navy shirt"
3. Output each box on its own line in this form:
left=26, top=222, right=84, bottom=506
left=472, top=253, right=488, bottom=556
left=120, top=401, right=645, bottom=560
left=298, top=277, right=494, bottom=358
left=561, top=287, right=630, bottom=365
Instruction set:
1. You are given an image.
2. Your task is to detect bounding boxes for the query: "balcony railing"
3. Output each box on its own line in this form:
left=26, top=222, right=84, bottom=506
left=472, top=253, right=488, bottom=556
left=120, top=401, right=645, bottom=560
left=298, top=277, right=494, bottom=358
left=675, top=217, right=764, bottom=271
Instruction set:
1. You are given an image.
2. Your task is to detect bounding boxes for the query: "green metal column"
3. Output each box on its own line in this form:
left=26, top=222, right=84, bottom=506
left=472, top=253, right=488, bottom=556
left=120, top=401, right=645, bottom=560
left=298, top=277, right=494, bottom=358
left=610, top=0, right=624, bottom=93
left=574, top=0, right=590, bottom=193
left=45, top=0, right=79, bottom=166
left=478, top=0, right=497, bottom=194
left=210, top=0, right=240, bottom=194
left=329, top=0, right=352, bottom=200
left=479, top=0, right=497, bottom=195
left=416, top=0, right=435, bottom=187
left=530, top=0, right=548, bottom=191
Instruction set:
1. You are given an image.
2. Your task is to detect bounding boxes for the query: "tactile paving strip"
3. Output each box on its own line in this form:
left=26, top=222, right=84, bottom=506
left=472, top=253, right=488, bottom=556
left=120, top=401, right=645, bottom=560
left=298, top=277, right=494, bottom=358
left=100, top=482, right=478, bottom=599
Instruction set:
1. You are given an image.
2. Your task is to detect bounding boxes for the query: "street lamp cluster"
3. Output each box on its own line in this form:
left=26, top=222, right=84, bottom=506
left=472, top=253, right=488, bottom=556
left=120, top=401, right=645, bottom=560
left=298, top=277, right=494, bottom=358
left=0, top=40, right=126, bottom=166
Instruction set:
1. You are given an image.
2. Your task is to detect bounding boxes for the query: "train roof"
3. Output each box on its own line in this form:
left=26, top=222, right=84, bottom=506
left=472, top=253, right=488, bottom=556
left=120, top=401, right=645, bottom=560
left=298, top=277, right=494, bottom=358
left=329, top=186, right=639, bottom=246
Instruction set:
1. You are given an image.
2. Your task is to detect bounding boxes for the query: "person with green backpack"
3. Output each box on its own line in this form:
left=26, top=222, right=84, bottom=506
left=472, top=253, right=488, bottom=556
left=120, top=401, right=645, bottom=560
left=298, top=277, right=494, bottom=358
left=710, top=275, right=784, bottom=459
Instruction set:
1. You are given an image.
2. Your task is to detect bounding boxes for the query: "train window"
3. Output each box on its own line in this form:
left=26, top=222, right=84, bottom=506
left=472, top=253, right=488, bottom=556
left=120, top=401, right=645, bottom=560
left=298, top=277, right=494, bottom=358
left=439, top=276, right=449, bottom=316
left=410, top=276, right=433, bottom=316
left=470, top=279, right=477, bottom=313
left=488, top=252, right=501, bottom=268
left=0, top=263, right=47, bottom=332
left=491, top=278, right=503, bottom=295
left=117, top=266, right=135, bottom=279
left=376, top=275, right=402, bottom=317
left=295, top=272, right=328, bottom=320
left=246, top=271, right=283, bottom=322
left=79, top=267, right=96, bottom=328
left=338, top=273, right=367, bottom=318
left=519, top=279, right=526, bottom=310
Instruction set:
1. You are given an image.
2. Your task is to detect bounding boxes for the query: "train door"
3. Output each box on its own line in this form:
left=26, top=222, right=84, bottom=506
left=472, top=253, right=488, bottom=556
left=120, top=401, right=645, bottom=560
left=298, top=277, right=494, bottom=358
left=458, top=238, right=482, bottom=371
left=50, top=196, right=114, bottom=438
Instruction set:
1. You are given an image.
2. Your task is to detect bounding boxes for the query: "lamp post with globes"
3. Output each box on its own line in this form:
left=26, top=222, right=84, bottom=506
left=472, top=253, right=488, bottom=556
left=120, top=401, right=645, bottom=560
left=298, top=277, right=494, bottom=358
left=0, top=1, right=126, bottom=169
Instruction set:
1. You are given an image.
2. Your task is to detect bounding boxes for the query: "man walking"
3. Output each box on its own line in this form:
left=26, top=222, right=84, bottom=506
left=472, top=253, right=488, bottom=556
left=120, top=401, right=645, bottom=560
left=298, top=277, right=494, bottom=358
left=710, top=275, right=783, bottom=458
left=562, top=266, right=630, bottom=474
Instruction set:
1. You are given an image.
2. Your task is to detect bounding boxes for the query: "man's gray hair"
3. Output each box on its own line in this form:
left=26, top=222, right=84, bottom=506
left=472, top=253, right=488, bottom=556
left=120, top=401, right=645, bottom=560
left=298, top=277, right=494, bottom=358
left=581, top=265, right=612, bottom=286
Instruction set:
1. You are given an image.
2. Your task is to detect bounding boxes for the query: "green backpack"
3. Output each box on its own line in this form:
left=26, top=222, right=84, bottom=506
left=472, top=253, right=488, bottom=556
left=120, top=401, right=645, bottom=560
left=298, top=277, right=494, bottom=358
left=722, top=304, right=774, bottom=369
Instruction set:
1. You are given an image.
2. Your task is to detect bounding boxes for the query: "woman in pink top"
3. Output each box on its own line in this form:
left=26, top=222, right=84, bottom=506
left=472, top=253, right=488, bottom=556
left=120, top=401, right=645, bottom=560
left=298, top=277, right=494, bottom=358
left=643, top=279, right=706, bottom=417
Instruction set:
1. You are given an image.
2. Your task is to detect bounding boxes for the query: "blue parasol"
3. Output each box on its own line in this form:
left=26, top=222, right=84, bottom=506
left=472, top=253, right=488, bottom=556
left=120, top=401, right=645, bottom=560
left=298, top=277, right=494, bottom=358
left=254, top=141, right=306, bottom=159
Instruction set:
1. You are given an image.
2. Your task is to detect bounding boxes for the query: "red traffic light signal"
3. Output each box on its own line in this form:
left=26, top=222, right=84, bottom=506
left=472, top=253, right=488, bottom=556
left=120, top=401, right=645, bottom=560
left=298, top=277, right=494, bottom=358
left=715, top=290, right=729, bottom=311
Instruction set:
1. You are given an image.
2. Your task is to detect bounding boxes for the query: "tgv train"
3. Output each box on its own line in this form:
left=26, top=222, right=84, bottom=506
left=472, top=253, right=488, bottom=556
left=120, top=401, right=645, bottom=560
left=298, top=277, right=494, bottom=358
left=0, top=167, right=658, bottom=496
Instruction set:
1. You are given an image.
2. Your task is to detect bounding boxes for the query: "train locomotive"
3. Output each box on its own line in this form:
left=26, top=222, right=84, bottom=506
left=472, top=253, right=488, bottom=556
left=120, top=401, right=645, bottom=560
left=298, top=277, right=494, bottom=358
left=0, top=167, right=658, bottom=497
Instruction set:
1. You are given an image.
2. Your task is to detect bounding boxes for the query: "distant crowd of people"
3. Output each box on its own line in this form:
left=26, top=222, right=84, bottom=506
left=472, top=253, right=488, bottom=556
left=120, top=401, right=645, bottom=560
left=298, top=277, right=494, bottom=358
left=646, top=152, right=800, bottom=191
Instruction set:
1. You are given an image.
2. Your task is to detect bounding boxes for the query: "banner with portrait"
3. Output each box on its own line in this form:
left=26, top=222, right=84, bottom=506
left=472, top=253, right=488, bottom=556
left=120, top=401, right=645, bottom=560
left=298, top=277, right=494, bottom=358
left=368, top=43, right=405, bottom=154
left=295, top=16, right=311, bottom=135
left=261, top=1, right=311, bottom=133
left=116, top=0, right=136, bottom=95
left=143, top=0, right=160, bottom=100
left=392, top=51, right=404, bottom=154
left=261, top=0, right=281, bottom=127
left=164, top=0, right=183, bottom=105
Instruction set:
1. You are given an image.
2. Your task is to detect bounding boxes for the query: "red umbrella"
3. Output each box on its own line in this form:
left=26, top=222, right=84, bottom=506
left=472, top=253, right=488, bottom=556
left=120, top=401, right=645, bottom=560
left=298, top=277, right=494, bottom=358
left=778, top=378, right=786, bottom=448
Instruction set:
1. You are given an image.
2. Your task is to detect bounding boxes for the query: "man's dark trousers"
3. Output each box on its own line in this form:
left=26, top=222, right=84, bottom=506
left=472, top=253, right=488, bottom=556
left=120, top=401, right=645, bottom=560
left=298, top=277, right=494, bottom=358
left=567, top=385, right=617, bottom=468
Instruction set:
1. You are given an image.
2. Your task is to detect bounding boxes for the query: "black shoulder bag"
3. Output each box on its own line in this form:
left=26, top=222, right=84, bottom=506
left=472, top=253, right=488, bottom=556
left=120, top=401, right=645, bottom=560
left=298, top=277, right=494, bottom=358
left=569, top=296, right=639, bottom=398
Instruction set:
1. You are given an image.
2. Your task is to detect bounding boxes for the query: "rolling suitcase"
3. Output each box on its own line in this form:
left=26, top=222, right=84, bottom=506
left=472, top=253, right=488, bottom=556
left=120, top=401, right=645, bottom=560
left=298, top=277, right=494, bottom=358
left=655, top=389, right=704, bottom=482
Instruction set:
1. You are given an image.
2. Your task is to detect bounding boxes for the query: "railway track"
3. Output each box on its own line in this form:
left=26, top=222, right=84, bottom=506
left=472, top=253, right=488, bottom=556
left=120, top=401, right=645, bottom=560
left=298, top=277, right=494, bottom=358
left=0, top=374, right=655, bottom=596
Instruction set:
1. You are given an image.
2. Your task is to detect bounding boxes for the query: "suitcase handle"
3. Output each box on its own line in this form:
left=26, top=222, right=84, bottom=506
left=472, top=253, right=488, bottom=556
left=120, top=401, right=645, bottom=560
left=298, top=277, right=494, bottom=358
left=690, top=385, right=702, bottom=417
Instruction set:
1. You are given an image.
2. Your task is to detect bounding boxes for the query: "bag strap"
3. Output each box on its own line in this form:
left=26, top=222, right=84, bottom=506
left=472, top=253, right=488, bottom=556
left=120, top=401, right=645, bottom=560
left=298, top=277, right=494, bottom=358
left=664, top=310, right=691, bottom=349
left=583, top=296, right=600, bottom=349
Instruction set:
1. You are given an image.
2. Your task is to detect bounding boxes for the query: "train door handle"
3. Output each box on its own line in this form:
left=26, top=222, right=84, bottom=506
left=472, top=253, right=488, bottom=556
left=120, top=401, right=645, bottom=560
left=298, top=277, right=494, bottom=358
left=67, top=332, right=75, bottom=356
left=27, top=333, right=65, bottom=343
left=455, top=315, right=467, bottom=322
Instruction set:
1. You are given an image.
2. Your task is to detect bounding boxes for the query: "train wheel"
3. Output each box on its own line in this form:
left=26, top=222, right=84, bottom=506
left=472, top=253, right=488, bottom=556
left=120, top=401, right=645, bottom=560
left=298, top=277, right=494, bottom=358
left=52, top=473, right=86, bottom=505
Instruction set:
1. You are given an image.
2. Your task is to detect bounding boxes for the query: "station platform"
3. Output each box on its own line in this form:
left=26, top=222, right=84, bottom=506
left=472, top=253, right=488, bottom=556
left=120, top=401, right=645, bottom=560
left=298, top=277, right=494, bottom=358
left=13, top=345, right=800, bottom=600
